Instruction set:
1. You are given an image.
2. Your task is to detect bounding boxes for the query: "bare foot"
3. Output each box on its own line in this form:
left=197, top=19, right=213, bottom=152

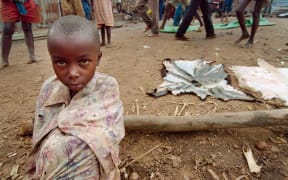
left=27, top=56, right=41, bottom=64
left=144, top=26, right=151, bottom=32
left=100, top=42, right=105, bottom=46
left=106, top=43, right=112, bottom=48
left=0, top=61, right=9, bottom=70
left=234, top=33, right=250, bottom=44
left=244, top=41, right=253, bottom=48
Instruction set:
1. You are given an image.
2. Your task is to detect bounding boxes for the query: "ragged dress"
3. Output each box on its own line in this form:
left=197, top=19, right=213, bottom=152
left=25, top=72, right=125, bottom=179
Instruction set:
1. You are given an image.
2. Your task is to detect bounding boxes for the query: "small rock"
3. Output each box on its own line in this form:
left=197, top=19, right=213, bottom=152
left=168, top=155, right=182, bottom=168
left=18, top=123, right=33, bottom=136
left=255, top=141, right=269, bottom=151
left=271, top=145, right=280, bottom=153
left=129, top=172, right=139, bottom=180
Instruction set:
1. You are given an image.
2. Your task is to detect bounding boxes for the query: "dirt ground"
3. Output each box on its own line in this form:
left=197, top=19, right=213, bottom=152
left=0, top=17, right=288, bottom=179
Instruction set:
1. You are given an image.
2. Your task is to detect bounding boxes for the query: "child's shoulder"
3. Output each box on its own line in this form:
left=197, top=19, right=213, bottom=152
left=94, top=72, right=119, bottom=87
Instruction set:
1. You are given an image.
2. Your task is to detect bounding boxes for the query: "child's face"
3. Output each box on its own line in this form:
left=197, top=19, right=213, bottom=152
left=48, top=35, right=101, bottom=94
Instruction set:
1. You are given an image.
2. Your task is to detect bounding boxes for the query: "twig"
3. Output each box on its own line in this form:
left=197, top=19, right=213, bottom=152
left=139, top=86, right=146, bottom=96
left=207, top=168, right=220, bottom=180
left=135, top=99, right=140, bottom=115
left=177, top=103, right=194, bottom=116
left=222, top=172, right=229, bottom=180
left=120, top=143, right=163, bottom=171
left=235, top=175, right=248, bottom=180
left=167, top=101, right=194, bottom=116
left=174, top=105, right=179, bottom=116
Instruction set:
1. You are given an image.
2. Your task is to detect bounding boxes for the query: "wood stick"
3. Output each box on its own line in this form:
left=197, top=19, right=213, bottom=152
left=124, top=109, right=288, bottom=132
left=120, top=143, right=163, bottom=170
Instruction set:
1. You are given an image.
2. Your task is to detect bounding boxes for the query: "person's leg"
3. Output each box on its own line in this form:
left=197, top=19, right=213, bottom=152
left=106, top=26, right=112, bottom=47
left=135, top=0, right=152, bottom=30
left=1, top=22, right=16, bottom=69
left=175, top=0, right=201, bottom=39
left=100, top=26, right=105, bottom=46
left=73, top=0, right=85, bottom=17
left=195, top=12, right=203, bottom=32
left=160, top=3, right=173, bottom=29
left=159, top=0, right=165, bottom=20
left=234, top=0, right=251, bottom=44
left=148, top=0, right=159, bottom=35
left=244, top=0, right=266, bottom=48
left=200, top=0, right=215, bottom=38
left=22, top=22, right=37, bottom=63
left=195, top=12, right=203, bottom=27
left=173, top=3, right=183, bottom=26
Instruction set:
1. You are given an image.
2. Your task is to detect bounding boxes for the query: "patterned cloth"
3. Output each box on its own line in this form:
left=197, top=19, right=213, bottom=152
left=0, top=0, right=40, bottom=23
left=25, top=72, right=125, bottom=179
left=93, top=0, right=114, bottom=27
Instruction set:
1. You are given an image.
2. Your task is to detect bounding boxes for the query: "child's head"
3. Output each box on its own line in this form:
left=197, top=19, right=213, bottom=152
left=47, top=15, right=101, bottom=95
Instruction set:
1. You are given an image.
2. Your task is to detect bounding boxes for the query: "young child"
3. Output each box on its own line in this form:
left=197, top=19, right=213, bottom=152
left=25, top=15, right=125, bottom=179
left=93, top=0, right=114, bottom=47
left=234, top=0, right=267, bottom=48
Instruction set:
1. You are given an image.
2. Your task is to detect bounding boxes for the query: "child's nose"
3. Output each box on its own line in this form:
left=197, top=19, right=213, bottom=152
left=67, top=65, right=80, bottom=80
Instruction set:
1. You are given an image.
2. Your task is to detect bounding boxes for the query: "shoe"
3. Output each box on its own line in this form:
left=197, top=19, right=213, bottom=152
left=147, top=33, right=159, bottom=37
left=175, top=35, right=189, bottom=41
left=206, top=33, right=216, bottom=39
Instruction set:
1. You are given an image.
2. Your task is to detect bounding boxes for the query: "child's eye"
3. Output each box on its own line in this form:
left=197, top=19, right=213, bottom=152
left=79, top=59, right=90, bottom=65
left=55, top=60, right=66, bottom=66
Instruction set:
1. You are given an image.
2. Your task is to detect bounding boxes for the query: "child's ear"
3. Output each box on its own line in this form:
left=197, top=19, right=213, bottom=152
left=96, top=51, right=102, bottom=66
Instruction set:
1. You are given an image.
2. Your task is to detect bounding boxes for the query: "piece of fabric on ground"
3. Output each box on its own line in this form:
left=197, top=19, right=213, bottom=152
left=148, top=59, right=253, bottom=101
left=230, top=59, right=288, bottom=106
left=160, top=18, right=275, bottom=33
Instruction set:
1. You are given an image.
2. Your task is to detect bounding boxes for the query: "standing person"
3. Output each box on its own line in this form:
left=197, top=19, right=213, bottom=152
left=221, top=0, right=233, bottom=22
left=175, top=0, right=216, bottom=40
left=0, top=0, right=40, bottom=70
left=25, top=15, right=125, bottom=179
left=93, top=0, right=114, bottom=47
left=61, top=0, right=85, bottom=17
left=135, top=0, right=159, bottom=37
left=234, top=0, right=267, bottom=48
left=82, top=0, right=92, bottom=20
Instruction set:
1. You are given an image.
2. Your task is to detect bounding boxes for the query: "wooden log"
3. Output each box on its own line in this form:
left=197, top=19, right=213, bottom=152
left=124, top=109, right=288, bottom=132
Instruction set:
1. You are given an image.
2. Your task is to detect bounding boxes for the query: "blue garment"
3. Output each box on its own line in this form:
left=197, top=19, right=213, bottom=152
left=159, top=0, right=165, bottom=20
left=176, top=0, right=214, bottom=37
left=16, top=2, right=27, bottom=15
left=223, top=0, right=233, bottom=13
left=173, top=3, right=182, bottom=26
left=82, top=0, right=91, bottom=20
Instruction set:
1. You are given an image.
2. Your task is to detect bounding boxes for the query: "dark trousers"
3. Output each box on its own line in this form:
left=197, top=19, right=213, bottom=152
left=176, top=0, right=214, bottom=36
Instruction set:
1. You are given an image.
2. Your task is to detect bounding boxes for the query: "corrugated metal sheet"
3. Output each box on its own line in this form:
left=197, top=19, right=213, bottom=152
left=271, top=0, right=288, bottom=15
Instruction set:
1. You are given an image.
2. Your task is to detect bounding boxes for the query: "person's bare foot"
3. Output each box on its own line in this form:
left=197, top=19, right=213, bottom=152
left=0, top=61, right=9, bottom=70
left=27, top=56, right=41, bottom=64
left=147, top=33, right=159, bottom=37
left=244, top=40, right=253, bottom=48
left=100, top=42, right=105, bottom=46
left=144, top=26, right=151, bottom=32
left=234, top=33, right=250, bottom=44
left=106, top=43, right=112, bottom=48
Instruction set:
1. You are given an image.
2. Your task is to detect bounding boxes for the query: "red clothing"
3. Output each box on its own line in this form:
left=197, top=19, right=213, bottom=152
left=0, top=0, right=40, bottom=23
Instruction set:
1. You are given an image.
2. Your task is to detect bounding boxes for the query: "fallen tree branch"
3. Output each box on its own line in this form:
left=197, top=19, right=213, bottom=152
left=124, top=109, right=288, bottom=132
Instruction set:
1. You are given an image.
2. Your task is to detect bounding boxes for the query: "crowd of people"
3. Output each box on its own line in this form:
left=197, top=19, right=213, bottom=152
left=0, top=0, right=268, bottom=179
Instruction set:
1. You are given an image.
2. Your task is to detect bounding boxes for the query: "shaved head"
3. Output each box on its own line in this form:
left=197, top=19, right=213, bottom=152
left=48, top=15, right=100, bottom=50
